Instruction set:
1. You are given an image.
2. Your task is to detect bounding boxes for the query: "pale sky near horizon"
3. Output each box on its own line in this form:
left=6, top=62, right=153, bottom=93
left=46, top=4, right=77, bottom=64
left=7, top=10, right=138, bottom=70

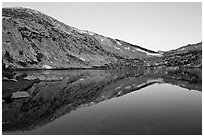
left=2, top=2, right=202, bottom=51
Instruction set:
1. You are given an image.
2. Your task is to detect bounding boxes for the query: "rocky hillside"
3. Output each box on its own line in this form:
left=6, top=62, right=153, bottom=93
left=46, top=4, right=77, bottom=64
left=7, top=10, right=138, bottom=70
left=145, top=42, right=202, bottom=68
left=2, top=7, right=163, bottom=70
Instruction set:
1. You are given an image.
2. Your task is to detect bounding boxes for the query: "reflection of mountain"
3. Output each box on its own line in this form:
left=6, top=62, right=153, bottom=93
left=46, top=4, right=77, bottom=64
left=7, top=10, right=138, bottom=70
left=2, top=68, right=201, bottom=132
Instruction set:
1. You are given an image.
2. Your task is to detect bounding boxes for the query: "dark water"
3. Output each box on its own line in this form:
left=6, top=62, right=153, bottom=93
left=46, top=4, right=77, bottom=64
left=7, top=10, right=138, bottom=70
left=2, top=69, right=202, bottom=135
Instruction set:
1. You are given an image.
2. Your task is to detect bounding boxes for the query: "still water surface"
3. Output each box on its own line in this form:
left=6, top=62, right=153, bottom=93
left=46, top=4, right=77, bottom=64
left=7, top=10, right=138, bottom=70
left=2, top=69, right=202, bottom=135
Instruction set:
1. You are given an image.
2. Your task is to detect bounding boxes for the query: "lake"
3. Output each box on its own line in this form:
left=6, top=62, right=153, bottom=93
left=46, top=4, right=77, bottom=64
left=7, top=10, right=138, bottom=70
left=2, top=68, right=202, bottom=135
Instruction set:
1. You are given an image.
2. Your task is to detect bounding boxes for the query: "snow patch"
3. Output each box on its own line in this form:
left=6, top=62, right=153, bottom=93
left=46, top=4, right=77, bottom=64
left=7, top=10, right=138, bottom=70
left=90, top=102, right=95, bottom=105
left=146, top=52, right=163, bottom=57
left=42, top=65, right=52, bottom=69
left=88, top=32, right=94, bottom=35
left=78, top=30, right=94, bottom=35
left=80, top=57, right=86, bottom=61
left=115, top=86, right=121, bottom=90
left=179, top=48, right=185, bottom=51
left=66, top=31, right=71, bottom=35
left=114, top=47, right=121, bottom=50
left=134, top=48, right=163, bottom=57
left=10, top=79, right=17, bottom=82
left=117, top=91, right=123, bottom=95
left=124, top=47, right=130, bottom=50
left=125, top=86, right=131, bottom=89
left=115, top=40, right=122, bottom=45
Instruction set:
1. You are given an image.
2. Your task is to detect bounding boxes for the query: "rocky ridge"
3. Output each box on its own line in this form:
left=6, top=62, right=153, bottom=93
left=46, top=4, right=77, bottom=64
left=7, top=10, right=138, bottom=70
left=3, top=7, right=171, bottom=70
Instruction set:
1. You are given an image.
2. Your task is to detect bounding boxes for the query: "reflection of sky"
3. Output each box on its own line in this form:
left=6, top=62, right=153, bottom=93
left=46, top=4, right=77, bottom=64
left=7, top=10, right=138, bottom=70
left=17, top=83, right=201, bottom=135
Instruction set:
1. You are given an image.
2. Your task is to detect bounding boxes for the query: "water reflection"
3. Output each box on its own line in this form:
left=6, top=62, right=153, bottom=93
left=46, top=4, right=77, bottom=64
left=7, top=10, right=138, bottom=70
left=2, top=68, right=202, bottom=134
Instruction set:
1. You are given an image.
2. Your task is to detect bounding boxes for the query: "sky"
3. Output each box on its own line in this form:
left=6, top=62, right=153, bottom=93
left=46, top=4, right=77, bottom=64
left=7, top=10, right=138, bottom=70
left=2, top=2, right=202, bottom=51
